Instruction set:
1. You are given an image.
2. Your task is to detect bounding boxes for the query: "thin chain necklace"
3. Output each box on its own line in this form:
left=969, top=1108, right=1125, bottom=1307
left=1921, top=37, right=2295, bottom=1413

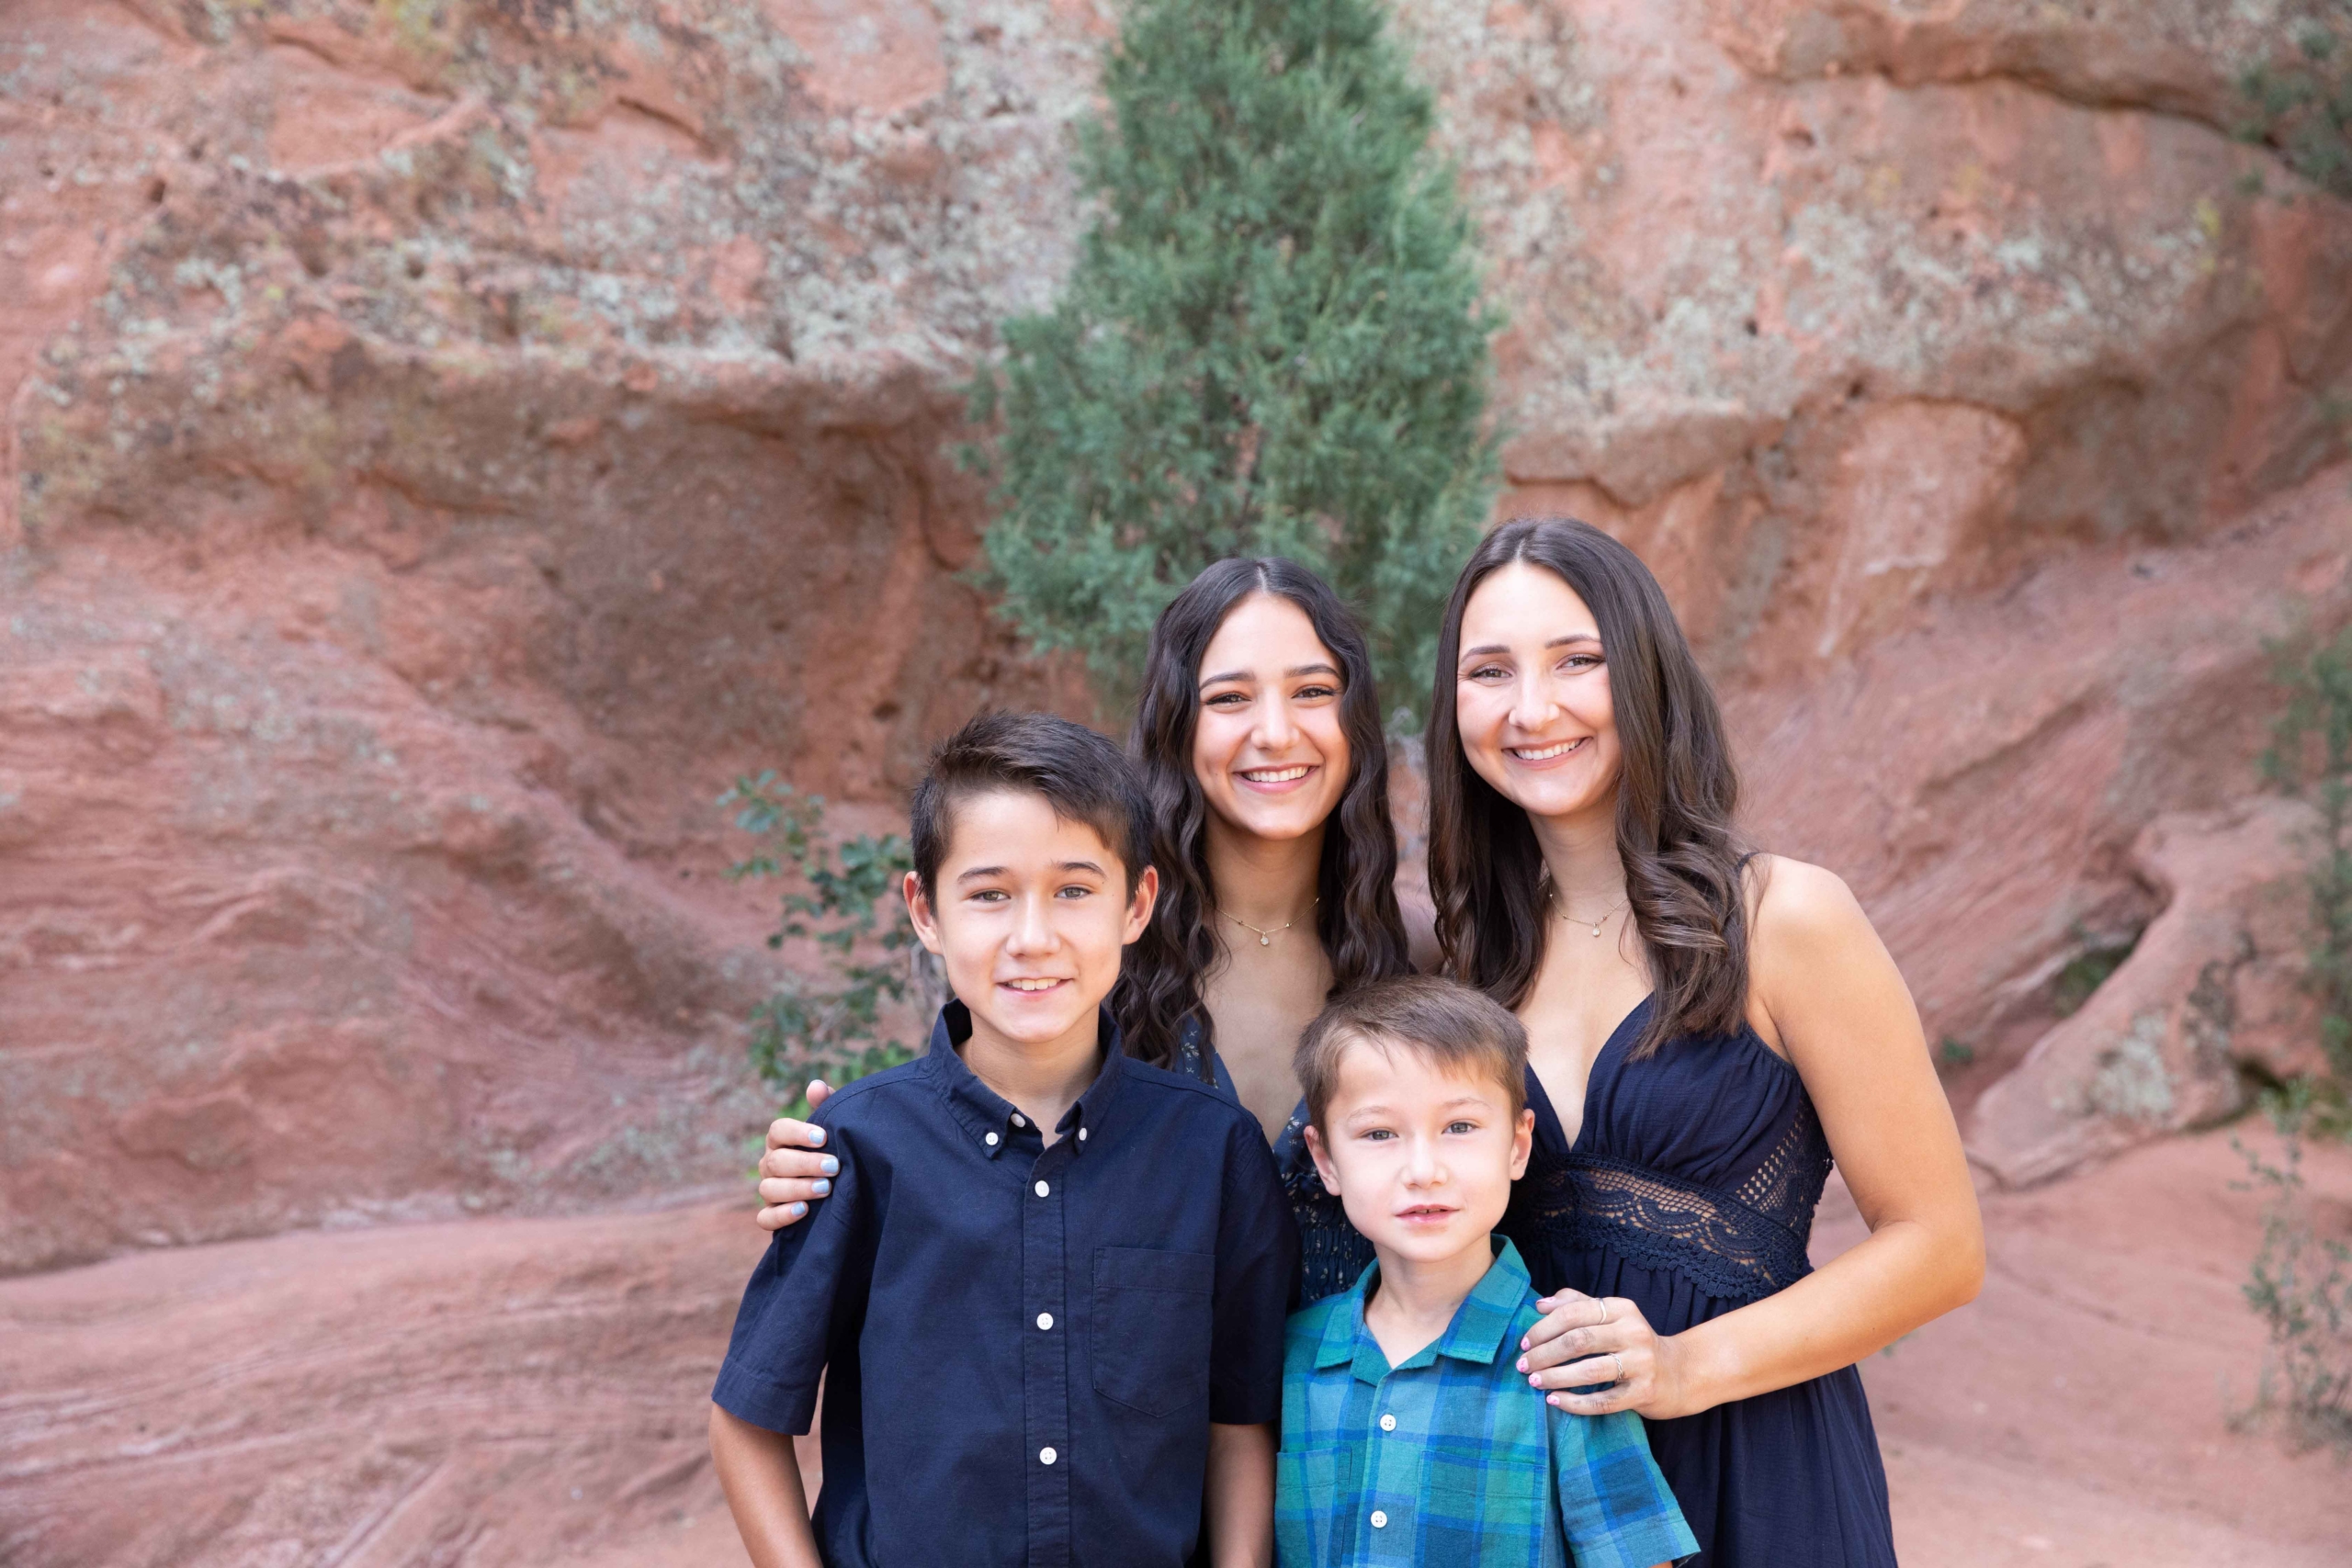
left=1550, top=888, right=1629, bottom=939
left=1222, top=897, right=1317, bottom=948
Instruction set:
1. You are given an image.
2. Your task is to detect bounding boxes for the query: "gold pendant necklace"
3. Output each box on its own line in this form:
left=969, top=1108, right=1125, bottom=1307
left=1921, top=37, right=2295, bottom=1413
left=1550, top=890, right=1628, bottom=939
left=1222, top=897, right=1317, bottom=947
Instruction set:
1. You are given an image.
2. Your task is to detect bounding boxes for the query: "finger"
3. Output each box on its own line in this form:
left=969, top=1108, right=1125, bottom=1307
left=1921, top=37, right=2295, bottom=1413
left=1531, top=1352, right=1632, bottom=1392
left=763, top=1116, right=829, bottom=1154
left=756, top=1147, right=840, bottom=1182
left=1518, top=1322, right=1634, bottom=1376
left=756, top=1176, right=832, bottom=1207
left=806, top=1079, right=831, bottom=1110
left=753, top=1200, right=809, bottom=1231
left=1517, top=1295, right=1609, bottom=1354
left=1546, top=1384, right=1635, bottom=1416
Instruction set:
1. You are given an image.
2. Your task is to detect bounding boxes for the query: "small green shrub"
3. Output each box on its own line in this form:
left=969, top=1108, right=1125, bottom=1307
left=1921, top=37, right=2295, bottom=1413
left=1936, top=1037, right=1976, bottom=1072
left=2263, top=625, right=2352, bottom=1085
left=2233, top=1086, right=2352, bottom=1452
left=2235, top=8, right=2352, bottom=201
left=720, top=772, right=927, bottom=1118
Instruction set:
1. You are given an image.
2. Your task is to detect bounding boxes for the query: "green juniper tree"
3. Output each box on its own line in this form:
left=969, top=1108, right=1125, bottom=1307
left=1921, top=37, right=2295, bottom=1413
left=967, top=0, right=1499, bottom=720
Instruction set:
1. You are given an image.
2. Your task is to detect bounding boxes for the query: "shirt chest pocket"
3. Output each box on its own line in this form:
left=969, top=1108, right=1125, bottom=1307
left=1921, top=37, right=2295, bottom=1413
left=1090, top=1247, right=1214, bottom=1417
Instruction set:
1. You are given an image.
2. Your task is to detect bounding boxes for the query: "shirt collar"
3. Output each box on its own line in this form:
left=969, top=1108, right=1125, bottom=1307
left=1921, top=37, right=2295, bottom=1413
left=1316, top=1236, right=1533, bottom=1379
left=922, top=998, right=1126, bottom=1158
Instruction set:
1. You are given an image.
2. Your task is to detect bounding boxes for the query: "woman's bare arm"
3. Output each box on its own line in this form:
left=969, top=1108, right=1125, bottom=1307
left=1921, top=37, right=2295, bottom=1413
left=1521, top=857, right=1984, bottom=1417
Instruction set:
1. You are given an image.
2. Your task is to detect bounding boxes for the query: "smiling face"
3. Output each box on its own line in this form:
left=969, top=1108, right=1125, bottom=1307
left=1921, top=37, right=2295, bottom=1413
left=1305, top=1037, right=1533, bottom=1269
left=1190, top=592, right=1352, bottom=849
left=1453, top=561, right=1621, bottom=829
left=904, top=788, right=1157, bottom=1056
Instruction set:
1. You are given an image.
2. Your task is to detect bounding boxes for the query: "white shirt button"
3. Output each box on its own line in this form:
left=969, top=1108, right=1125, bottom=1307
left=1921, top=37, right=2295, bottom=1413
left=1039, top=1446, right=1057, bottom=1465
left=1370, top=1510, right=1388, bottom=1529
left=1035, top=1180, right=1050, bottom=1198
left=984, top=1132, right=1000, bottom=1146
left=1036, top=1313, right=1054, bottom=1331
left=1012, top=1113, right=1026, bottom=1127
left=1379, top=1413, right=1396, bottom=1432
left=1078, top=1127, right=1089, bottom=1142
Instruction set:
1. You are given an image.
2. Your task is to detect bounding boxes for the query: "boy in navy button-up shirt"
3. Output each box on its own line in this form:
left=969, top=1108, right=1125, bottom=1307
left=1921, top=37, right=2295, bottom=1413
left=710, top=714, right=1297, bottom=1568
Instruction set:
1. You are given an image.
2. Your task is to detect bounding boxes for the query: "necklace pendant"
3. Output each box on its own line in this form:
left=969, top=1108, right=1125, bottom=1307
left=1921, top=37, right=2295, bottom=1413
left=1260, top=933, right=1271, bottom=947
left=1591, top=925, right=1602, bottom=938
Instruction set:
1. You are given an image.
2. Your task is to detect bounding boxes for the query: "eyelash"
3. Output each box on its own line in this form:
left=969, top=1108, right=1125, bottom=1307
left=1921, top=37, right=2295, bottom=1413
left=1204, top=683, right=1340, bottom=707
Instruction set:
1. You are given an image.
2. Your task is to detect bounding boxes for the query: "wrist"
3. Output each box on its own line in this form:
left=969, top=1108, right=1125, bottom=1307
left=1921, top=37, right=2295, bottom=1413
left=1656, top=1325, right=1731, bottom=1419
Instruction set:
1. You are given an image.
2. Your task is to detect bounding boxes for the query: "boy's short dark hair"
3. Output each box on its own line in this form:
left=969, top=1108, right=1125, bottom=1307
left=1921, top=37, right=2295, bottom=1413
left=1295, top=975, right=1529, bottom=1132
left=910, top=711, right=1153, bottom=900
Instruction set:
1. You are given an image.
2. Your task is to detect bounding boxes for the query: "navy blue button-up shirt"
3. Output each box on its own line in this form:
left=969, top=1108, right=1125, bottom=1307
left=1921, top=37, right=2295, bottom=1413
left=714, top=1002, right=1298, bottom=1568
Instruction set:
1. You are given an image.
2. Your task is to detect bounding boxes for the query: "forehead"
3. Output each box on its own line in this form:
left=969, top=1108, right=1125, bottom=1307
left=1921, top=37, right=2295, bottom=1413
left=1459, top=561, right=1596, bottom=646
left=1200, top=592, right=1337, bottom=678
left=1326, top=1032, right=1517, bottom=1110
left=938, top=787, right=1123, bottom=874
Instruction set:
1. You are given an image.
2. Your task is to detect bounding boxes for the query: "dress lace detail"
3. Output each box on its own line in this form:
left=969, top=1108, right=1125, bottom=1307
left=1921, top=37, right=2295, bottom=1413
left=1511, top=1096, right=1833, bottom=1305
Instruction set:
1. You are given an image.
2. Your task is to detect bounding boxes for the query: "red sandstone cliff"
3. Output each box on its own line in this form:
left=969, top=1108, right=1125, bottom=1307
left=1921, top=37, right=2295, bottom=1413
left=3, top=0, right=2348, bottom=1274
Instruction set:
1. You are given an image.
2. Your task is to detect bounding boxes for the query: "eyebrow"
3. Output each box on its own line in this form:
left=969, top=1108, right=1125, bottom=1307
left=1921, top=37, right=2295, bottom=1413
left=1341, top=1093, right=1495, bottom=1121
left=1459, top=633, right=1601, bottom=659
left=1198, top=661, right=1343, bottom=687
left=956, top=860, right=1108, bottom=883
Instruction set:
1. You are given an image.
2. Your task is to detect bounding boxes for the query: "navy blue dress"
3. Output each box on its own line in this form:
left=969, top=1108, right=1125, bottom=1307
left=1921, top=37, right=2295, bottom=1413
left=1268, top=995, right=1899, bottom=1568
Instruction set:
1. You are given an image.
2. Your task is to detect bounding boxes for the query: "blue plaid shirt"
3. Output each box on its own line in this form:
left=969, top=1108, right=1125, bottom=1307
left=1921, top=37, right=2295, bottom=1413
left=1277, top=1239, right=1696, bottom=1568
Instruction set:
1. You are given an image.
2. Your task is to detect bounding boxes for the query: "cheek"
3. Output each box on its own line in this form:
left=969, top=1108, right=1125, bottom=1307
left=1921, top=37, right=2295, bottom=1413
left=1192, top=716, right=1240, bottom=792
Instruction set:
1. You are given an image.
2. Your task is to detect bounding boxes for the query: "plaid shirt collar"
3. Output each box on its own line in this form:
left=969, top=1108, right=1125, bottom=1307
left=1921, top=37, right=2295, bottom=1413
left=1314, top=1236, right=1531, bottom=1383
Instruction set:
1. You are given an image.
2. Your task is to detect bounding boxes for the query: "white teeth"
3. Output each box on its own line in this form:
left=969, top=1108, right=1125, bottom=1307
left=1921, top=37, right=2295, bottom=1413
left=1511, top=739, right=1585, bottom=761
left=1005, top=979, right=1062, bottom=992
left=1241, top=765, right=1311, bottom=783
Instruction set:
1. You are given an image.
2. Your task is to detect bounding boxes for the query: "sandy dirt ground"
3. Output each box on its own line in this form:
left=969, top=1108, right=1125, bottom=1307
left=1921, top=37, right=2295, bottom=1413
left=3, top=1126, right=2346, bottom=1565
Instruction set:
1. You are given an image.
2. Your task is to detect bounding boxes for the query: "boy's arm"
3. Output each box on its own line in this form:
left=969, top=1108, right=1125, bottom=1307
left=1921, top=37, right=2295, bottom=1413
left=1206, top=1120, right=1303, bottom=1423
left=709, top=1404, right=821, bottom=1568
left=1204, top=1421, right=1275, bottom=1568
left=1549, top=1404, right=1699, bottom=1568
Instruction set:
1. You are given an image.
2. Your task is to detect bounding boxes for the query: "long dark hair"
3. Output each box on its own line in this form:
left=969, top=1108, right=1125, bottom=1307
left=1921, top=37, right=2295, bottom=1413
left=1115, top=558, right=1415, bottom=1074
left=1426, top=519, right=1749, bottom=1058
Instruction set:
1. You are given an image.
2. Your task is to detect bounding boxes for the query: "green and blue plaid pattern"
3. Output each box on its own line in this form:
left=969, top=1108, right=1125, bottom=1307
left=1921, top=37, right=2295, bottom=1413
left=1276, top=1239, right=1696, bottom=1568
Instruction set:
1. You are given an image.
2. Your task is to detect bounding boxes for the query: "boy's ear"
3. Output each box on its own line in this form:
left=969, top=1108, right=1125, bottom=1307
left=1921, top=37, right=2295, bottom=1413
left=1510, top=1106, right=1535, bottom=1182
left=1302, top=1122, right=1341, bottom=1197
left=1120, top=864, right=1159, bottom=944
left=904, top=871, right=944, bottom=955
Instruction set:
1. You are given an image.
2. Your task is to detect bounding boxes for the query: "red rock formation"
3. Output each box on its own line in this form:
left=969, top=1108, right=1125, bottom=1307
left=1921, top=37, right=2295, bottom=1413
left=2, top=0, right=2348, bottom=1262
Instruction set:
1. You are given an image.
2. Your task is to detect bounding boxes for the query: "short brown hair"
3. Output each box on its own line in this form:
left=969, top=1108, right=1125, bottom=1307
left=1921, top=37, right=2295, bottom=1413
left=1294, top=975, right=1529, bottom=1132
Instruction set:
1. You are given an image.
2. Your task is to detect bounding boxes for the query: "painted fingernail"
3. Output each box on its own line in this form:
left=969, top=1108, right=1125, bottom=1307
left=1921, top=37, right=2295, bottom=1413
left=1529, top=1373, right=1543, bottom=1387
left=1546, top=1394, right=1563, bottom=1408
left=820, top=1156, right=840, bottom=1176
left=806, top=1129, right=826, bottom=1145
left=811, top=1179, right=831, bottom=1196
left=786, top=1201, right=807, bottom=1218
left=1516, top=1357, right=1529, bottom=1372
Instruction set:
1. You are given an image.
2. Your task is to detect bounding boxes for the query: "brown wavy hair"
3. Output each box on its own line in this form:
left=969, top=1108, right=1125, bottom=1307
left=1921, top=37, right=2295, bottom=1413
left=1426, top=519, right=1750, bottom=1058
left=1114, top=558, right=1415, bottom=1075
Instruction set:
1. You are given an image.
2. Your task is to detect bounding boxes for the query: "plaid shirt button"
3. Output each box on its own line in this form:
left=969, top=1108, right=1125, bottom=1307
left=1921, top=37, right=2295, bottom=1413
left=1378, top=1412, right=1396, bottom=1431
left=1370, top=1510, right=1388, bottom=1529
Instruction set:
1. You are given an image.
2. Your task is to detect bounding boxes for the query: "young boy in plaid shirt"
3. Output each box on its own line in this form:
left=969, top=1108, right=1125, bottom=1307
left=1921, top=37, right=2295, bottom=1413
left=1280, top=976, right=1695, bottom=1568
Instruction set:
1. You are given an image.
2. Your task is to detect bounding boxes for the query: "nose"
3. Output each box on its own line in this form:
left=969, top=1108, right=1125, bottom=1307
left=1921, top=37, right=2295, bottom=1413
left=1252, top=691, right=1298, bottom=753
left=1403, top=1131, right=1444, bottom=1190
left=1508, top=667, right=1559, bottom=735
left=1005, top=890, right=1057, bottom=955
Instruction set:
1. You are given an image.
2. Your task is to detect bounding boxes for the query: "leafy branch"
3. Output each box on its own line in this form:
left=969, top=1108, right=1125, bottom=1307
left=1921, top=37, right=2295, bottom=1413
left=720, top=771, right=931, bottom=1117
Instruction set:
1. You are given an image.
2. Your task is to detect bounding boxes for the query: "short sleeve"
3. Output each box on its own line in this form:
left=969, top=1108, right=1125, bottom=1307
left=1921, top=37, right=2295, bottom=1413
left=1548, top=1404, right=1699, bottom=1568
left=1207, top=1115, right=1301, bottom=1425
left=709, top=1103, right=873, bottom=1434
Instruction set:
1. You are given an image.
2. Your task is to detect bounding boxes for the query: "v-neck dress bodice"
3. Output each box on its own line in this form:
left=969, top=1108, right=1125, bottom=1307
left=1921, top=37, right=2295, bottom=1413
left=1273, top=995, right=1898, bottom=1568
